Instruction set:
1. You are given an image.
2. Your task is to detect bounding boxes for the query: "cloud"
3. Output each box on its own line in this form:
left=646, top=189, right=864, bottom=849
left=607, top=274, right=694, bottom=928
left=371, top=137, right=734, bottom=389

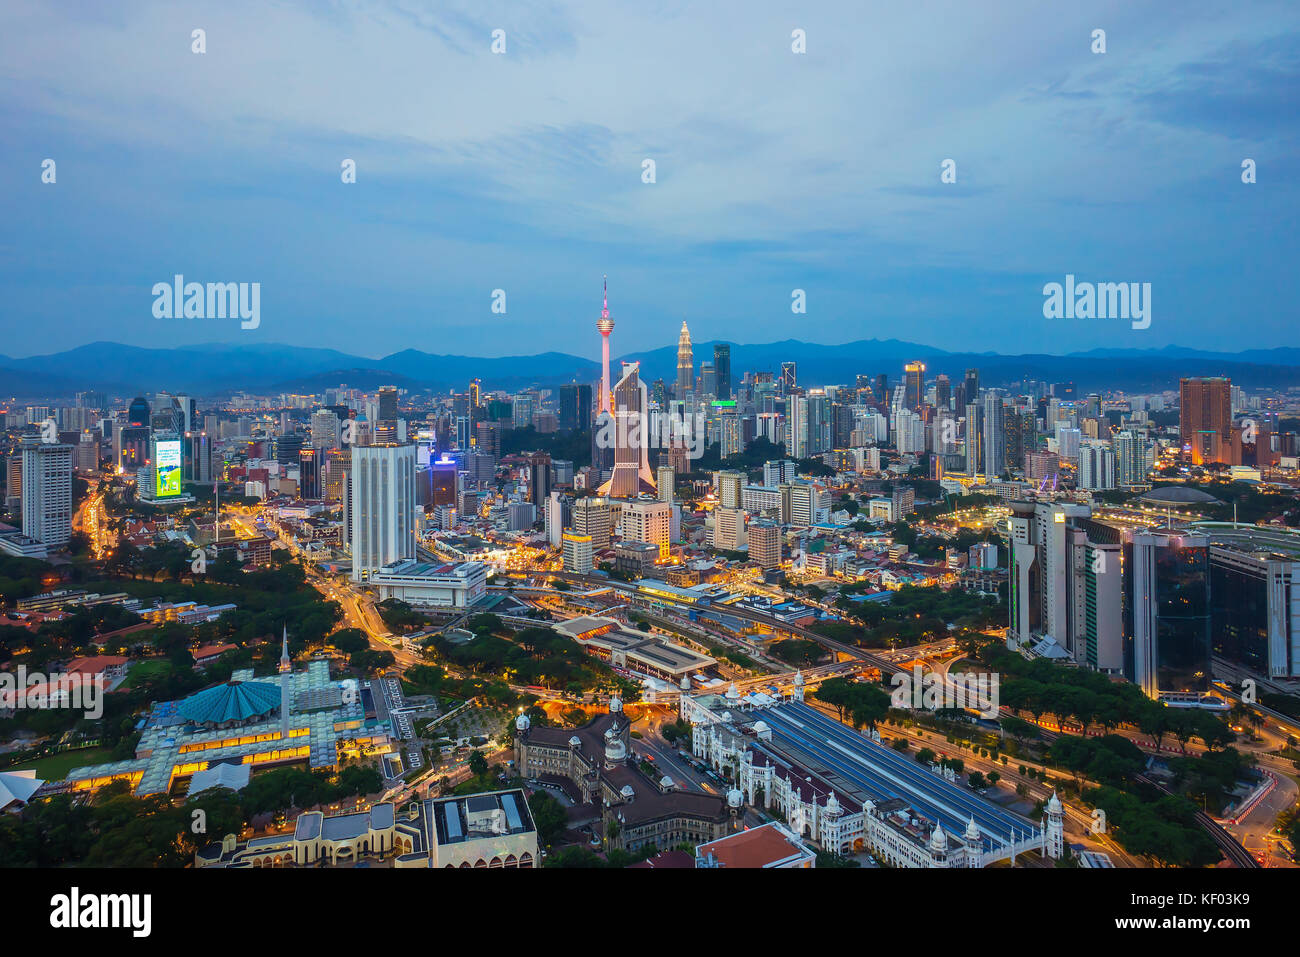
left=0, top=0, right=1296, bottom=358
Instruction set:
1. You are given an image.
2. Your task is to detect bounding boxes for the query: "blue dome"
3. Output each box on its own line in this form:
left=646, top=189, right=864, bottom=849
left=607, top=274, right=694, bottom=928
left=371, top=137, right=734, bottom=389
left=178, top=680, right=282, bottom=726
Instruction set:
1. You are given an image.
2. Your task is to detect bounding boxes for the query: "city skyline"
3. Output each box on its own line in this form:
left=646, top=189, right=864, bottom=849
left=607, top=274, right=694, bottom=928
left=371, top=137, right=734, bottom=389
left=3, top=1, right=1298, bottom=358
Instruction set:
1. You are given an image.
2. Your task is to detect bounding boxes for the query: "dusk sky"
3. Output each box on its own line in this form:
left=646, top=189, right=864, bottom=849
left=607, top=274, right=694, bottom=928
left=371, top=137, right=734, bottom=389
left=3, top=0, right=1297, bottom=360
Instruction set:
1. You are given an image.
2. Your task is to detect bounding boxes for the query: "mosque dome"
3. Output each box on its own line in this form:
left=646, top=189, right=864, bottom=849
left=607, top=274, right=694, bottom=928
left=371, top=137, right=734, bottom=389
left=515, top=713, right=531, bottom=732
left=659, top=775, right=675, bottom=790
left=620, top=784, right=636, bottom=801
left=727, top=788, right=744, bottom=808
left=568, top=735, right=582, bottom=748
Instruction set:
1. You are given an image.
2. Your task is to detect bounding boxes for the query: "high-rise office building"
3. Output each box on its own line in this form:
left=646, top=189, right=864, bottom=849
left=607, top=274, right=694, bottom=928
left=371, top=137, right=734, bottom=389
left=713, top=344, right=732, bottom=401
left=1113, top=430, right=1147, bottom=487
left=377, top=386, right=399, bottom=422
left=21, top=440, right=72, bottom=548
left=904, top=362, right=925, bottom=411
left=559, top=383, right=593, bottom=432
left=276, top=431, right=304, bottom=466
left=982, top=391, right=1005, bottom=480
left=1126, top=529, right=1211, bottom=698
left=935, top=375, right=951, bottom=411
left=656, top=465, right=675, bottom=503
left=324, top=448, right=348, bottom=503
left=1007, top=502, right=1122, bottom=671
left=763, top=459, right=796, bottom=487
left=873, top=374, right=888, bottom=408
left=780, top=483, right=816, bottom=527
left=713, top=506, right=747, bottom=551
left=780, top=362, right=797, bottom=394
left=350, top=444, right=417, bottom=582
left=598, top=363, right=656, bottom=497
left=720, top=413, right=743, bottom=458
left=748, top=519, right=781, bottom=569
left=529, top=451, right=552, bottom=507
left=562, top=532, right=594, bottom=574
left=475, top=422, right=500, bottom=461
left=572, top=496, right=611, bottom=549
left=545, top=490, right=571, bottom=547
left=310, top=410, right=341, bottom=451
left=786, top=397, right=808, bottom=459
left=298, top=448, right=321, bottom=499
left=1210, top=537, right=1300, bottom=679
left=1077, top=441, right=1116, bottom=491
left=699, top=361, right=716, bottom=397
left=621, top=500, right=671, bottom=560
left=717, top=470, right=745, bottom=508
left=1179, top=376, right=1232, bottom=465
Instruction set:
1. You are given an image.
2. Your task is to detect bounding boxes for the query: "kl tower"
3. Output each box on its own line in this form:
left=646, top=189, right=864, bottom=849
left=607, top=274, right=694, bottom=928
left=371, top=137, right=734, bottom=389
left=596, top=276, right=615, bottom=414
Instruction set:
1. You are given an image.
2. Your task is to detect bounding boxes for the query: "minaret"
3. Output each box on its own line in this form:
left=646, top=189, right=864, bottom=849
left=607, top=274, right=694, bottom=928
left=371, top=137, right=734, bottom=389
left=596, top=277, right=615, bottom=415
left=1045, top=791, right=1064, bottom=859
left=676, top=321, right=693, bottom=398
left=279, top=626, right=291, bottom=743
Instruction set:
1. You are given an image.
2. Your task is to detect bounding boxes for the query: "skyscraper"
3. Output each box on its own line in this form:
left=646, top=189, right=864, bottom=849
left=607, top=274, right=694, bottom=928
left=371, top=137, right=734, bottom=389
left=529, top=451, right=552, bottom=507
left=657, top=464, right=675, bottom=503
left=904, top=361, right=925, bottom=411
left=598, top=363, right=657, bottom=498
left=310, top=410, right=341, bottom=451
left=713, top=344, right=732, bottom=401
left=982, top=391, right=1005, bottom=480
left=299, top=448, right=320, bottom=498
left=1179, top=377, right=1232, bottom=465
left=20, top=440, right=72, bottom=548
left=780, top=362, right=798, bottom=394
left=350, top=443, right=417, bottom=581
left=1006, top=501, right=1121, bottom=670
left=935, top=374, right=951, bottom=411
left=559, top=383, right=592, bottom=432
left=1114, top=430, right=1147, bottom=486
left=572, top=496, right=611, bottom=549
left=748, top=519, right=781, bottom=569
left=621, top=500, right=671, bottom=560
left=1077, top=441, right=1116, bottom=491
left=1127, top=529, right=1211, bottom=698
left=676, top=321, right=694, bottom=399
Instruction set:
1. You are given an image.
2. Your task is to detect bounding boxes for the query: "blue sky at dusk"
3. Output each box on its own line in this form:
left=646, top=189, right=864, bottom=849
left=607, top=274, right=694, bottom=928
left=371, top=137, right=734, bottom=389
left=2, top=0, right=1297, bottom=359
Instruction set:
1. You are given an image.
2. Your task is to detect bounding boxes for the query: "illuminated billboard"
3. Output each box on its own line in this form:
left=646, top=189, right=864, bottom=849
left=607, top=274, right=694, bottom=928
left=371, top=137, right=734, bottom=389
left=155, top=439, right=182, bottom=498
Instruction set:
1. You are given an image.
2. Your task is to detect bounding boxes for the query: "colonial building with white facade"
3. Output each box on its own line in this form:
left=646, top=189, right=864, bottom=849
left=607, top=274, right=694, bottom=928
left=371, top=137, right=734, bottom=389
left=680, top=676, right=1058, bottom=868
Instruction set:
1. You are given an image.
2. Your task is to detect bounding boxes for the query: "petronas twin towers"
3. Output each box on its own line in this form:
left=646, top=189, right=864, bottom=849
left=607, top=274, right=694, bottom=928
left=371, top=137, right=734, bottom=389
left=676, top=321, right=694, bottom=397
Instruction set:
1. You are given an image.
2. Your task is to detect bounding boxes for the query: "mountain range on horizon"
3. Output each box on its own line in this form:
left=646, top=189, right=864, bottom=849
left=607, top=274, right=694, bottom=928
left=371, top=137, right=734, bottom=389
left=4, top=338, right=1300, bottom=400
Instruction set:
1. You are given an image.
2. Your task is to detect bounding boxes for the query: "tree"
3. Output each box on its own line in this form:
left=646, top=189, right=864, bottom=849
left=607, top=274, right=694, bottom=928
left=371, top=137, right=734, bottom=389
left=468, top=750, right=489, bottom=777
left=527, top=790, right=568, bottom=847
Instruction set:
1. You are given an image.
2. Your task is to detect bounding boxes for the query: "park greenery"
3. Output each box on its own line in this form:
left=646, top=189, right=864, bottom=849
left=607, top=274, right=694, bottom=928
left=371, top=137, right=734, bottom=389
left=0, top=764, right=382, bottom=867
